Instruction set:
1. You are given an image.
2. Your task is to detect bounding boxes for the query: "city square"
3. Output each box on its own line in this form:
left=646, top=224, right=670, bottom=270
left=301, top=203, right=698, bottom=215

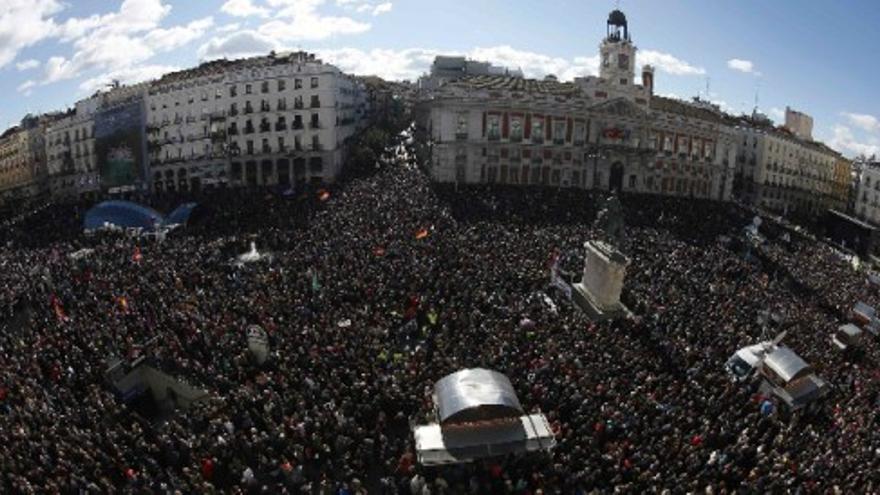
left=2, top=1, right=880, bottom=493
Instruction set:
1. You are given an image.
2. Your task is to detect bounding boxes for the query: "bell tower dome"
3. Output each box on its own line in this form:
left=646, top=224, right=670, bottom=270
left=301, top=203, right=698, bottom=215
left=599, top=9, right=637, bottom=88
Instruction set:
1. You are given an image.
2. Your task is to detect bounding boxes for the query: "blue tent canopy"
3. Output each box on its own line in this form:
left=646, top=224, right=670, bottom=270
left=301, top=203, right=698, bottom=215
left=83, top=201, right=165, bottom=231
left=165, top=202, right=198, bottom=226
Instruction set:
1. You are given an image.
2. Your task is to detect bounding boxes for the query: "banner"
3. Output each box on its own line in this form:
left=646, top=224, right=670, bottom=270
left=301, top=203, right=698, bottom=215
left=247, top=325, right=270, bottom=364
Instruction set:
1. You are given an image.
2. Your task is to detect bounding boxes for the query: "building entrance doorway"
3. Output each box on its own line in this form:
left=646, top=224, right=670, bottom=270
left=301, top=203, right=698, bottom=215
left=610, top=162, right=624, bottom=191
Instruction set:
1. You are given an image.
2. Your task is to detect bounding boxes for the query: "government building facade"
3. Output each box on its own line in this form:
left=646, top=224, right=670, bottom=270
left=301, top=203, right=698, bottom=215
left=418, top=10, right=737, bottom=201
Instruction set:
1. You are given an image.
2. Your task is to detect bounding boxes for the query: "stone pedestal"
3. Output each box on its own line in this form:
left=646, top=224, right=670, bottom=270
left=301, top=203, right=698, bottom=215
left=573, top=240, right=631, bottom=320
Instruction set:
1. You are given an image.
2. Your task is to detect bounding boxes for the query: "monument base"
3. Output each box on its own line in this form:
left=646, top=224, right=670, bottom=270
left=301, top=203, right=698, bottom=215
left=572, top=282, right=631, bottom=321
left=573, top=240, right=631, bottom=321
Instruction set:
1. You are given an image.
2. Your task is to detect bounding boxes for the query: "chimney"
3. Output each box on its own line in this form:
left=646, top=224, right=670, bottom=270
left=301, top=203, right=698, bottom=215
left=642, top=65, right=655, bottom=96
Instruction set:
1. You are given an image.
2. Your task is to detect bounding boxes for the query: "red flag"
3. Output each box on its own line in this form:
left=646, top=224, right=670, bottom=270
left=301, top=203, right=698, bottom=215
left=132, top=246, right=143, bottom=263
left=415, top=228, right=429, bottom=240
left=317, top=189, right=331, bottom=202
left=404, top=295, right=420, bottom=320
left=50, top=294, right=68, bottom=322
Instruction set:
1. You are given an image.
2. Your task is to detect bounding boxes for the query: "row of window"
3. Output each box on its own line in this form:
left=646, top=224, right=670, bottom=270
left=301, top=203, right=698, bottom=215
left=465, top=112, right=718, bottom=159
left=229, top=95, right=320, bottom=115
left=230, top=77, right=319, bottom=97
left=149, top=77, right=322, bottom=111
left=478, top=164, right=711, bottom=196
left=158, top=133, right=325, bottom=160
left=227, top=114, right=321, bottom=135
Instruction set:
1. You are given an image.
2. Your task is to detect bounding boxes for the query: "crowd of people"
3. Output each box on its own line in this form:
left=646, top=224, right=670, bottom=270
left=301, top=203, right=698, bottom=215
left=2, top=135, right=880, bottom=493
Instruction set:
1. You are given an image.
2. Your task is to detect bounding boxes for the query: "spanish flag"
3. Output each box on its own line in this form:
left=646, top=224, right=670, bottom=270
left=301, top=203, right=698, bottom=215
left=415, top=228, right=429, bottom=240
left=132, top=246, right=143, bottom=263
left=317, top=189, right=331, bottom=202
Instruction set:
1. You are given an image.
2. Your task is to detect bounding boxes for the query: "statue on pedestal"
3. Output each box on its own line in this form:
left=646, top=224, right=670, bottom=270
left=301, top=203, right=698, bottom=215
left=573, top=192, right=631, bottom=320
left=593, top=192, right=625, bottom=251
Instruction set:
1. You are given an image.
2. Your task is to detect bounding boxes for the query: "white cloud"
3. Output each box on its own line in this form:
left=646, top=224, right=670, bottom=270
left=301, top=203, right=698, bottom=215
left=727, top=58, right=760, bottom=75
left=318, top=47, right=444, bottom=80
left=15, top=59, right=40, bottom=71
left=316, top=45, right=600, bottom=82
left=372, top=2, right=392, bottom=15
left=0, top=0, right=64, bottom=69
left=36, top=2, right=212, bottom=86
left=143, top=17, right=214, bottom=52
left=17, top=80, right=36, bottom=96
left=216, top=23, right=241, bottom=33
left=769, top=107, right=785, bottom=120
left=841, top=112, right=880, bottom=133
left=470, top=45, right=599, bottom=81
left=198, top=30, right=276, bottom=60
left=828, top=124, right=880, bottom=158
left=257, top=0, right=371, bottom=41
left=315, top=45, right=699, bottom=83
left=220, top=0, right=270, bottom=18
left=78, top=64, right=179, bottom=94
left=639, top=50, right=705, bottom=76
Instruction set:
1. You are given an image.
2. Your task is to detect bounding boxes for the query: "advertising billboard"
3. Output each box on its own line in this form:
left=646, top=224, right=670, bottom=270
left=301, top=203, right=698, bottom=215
left=94, top=99, right=146, bottom=190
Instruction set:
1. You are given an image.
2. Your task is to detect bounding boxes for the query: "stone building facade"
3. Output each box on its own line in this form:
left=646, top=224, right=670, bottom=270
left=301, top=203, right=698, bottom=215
left=146, top=51, right=367, bottom=192
left=419, top=10, right=736, bottom=201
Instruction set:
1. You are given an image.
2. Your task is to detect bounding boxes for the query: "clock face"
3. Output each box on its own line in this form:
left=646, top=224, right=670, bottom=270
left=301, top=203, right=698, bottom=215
left=618, top=53, right=630, bottom=70
left=603, top=53, right=610, bottom=67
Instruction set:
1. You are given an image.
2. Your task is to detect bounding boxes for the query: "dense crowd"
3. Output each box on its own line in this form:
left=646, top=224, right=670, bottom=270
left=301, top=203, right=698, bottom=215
left=2, top=138, right=880, bottom=494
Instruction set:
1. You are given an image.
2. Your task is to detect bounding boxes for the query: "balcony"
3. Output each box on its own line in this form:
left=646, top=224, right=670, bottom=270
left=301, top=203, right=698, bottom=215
left=455, top=132, right=468, bottom=141
left=487, top=133, right=501, bottom=142
left=244, top=126, right=255, bottom=135
left=211, top=130, right=227, bottom=142
left=532, top=137, right=544, bottom=144
left=292, top=122, right=304, bottom=130
left=262, top=146, right=272, bottom=154
left=260, top=104, right=271, bottom=112
left=310, top=121, right=321, bottom=129
left=228, top=127, right=239, bottom=136
left=244, top=106, right=254, bottom=115
left=259, top=123, right=271, bottom=133
left=294, top=101, right=304, bottom=110
left=312, top=143, right=324, bottom=151
left=229, top=108, right=239, bottom=117
left=275, top=123, right=288, bottom=132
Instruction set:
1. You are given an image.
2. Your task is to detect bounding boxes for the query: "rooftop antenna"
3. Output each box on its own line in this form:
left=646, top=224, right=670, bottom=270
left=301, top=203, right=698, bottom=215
left=753, top=80, right=761, bottom=114
left=705, top=77, right=711, bottom=100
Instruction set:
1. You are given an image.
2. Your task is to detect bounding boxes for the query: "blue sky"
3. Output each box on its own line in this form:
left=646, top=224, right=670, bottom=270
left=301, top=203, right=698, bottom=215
left=2, top=0, right=880, bottom=157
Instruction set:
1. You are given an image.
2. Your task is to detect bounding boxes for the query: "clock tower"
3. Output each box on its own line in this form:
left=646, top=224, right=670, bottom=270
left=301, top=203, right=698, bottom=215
left=599, top=9, right=636, bottom=89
